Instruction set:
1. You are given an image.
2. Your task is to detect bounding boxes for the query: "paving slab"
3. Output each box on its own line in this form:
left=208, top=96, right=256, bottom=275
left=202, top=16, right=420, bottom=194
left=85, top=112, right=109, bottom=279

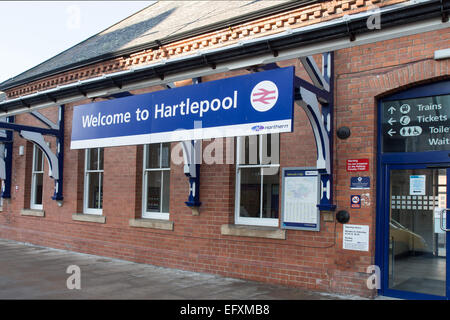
left=0, top=238, right=364, bottom=300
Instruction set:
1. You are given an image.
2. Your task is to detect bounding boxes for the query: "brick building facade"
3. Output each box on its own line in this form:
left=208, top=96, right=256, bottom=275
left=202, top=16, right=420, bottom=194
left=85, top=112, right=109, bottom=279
left=0, top=0, right=449, bottom=299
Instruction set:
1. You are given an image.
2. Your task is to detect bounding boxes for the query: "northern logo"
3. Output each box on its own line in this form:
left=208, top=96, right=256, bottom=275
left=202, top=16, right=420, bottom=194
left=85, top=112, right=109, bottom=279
left=250, top=80, right=279, bottom=112
left=251, top=125, right=265, bottom=132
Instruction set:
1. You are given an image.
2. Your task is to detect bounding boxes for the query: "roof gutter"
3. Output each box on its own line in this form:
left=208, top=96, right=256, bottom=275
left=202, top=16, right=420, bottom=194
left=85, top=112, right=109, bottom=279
left=0, top=0, right=448, bottom=116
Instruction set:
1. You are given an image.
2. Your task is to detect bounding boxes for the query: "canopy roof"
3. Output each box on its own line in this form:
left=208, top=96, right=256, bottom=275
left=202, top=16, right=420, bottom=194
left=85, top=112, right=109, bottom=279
left=0, top=0, right=294, bottom=90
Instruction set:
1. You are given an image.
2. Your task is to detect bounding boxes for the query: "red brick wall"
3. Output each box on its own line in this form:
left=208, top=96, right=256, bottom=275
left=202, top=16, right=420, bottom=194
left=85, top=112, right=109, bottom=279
left=0, top=28, right=449, bottom=298
left=332, top=27, right=450, bottom=295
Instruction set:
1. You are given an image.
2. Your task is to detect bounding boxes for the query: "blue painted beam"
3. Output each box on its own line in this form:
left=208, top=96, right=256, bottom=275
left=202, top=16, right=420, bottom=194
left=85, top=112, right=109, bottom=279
left=300, top=56, right=330, bottom=92
left=0, top=106, right=65, bottom=202
left=0, top=122, right=59, bottom=137
left=294, top=76, right=331, bottom=104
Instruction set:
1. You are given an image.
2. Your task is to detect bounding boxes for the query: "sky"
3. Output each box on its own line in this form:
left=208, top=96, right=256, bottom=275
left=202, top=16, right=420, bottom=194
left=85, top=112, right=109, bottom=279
left=0, top=1, right=154, bottom=84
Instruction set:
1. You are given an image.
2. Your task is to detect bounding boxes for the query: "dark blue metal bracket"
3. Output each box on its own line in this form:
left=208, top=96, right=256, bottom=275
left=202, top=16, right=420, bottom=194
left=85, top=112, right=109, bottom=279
left=0, top=106, right=65, bottom=202
left=183, top=139, right=202, bottom=208
left=0, top=116, right=14, bottom=199
left=183, top=77, right=202, bottom=208
left=162, top=78, right=203, bottom=209
left=319, top=52, right=336, bottom=211
left=255, top=54, right=336, bottom=211
left=53, top=106, right=64, bottom=201
left=297, top=52, right=336, bottom=211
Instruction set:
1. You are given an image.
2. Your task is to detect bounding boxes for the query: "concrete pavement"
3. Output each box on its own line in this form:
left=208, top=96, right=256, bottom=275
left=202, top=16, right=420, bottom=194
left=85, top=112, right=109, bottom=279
left=0, top=238, right=363, bottom=300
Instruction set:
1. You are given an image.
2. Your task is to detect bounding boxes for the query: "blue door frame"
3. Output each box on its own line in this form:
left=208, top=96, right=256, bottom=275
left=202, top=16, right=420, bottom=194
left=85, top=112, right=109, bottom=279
left=378, top=163, right=450, bottom=300
left=376, top=79, right=450, bottom=300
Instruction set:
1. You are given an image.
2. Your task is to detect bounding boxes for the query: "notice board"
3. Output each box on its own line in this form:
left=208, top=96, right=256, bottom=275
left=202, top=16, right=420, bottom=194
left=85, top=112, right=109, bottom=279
left=281, top=168, right=320, bottom=231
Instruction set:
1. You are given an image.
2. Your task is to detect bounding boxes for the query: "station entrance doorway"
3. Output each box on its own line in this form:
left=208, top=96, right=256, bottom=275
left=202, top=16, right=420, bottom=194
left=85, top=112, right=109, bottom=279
left=377, top=80, right=450, bottom=299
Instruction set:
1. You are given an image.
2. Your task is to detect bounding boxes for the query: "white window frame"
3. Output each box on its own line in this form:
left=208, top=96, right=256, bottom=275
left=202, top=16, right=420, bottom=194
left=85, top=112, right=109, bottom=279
left=83, top=148, right=103, bottom=215
left=30, top=144, right=44, bottom=210
left=235, top=135, right=280, bottom=227
left=0, top=181, right=3, bottom=207
left=142, top=143, right=171, bottom=220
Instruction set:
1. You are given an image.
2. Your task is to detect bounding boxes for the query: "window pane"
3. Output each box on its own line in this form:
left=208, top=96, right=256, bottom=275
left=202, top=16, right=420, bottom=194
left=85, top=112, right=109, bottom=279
left=87, top=148, right=99, bottom=170
left=87, top=172, right=102, bottom=209
left=146, top=171, right=161, bottom=212
left=240, top=136, right=259, bottom=165
left=162, top=170, right=170, bottom=212
left=98, top=148, right=104, bottom=170
left=239, top=167, right=261, bottom=218
left=146, top=144, right=160, bottom=169
left=262, top=168, right=279, bottom=219
left=161, top=143, right=171, bottom=168
left=34, top=147, right=43, bottom=172
left=33, top=173, right=43, bottom=205
left=261, top=133, right=279, bottom=165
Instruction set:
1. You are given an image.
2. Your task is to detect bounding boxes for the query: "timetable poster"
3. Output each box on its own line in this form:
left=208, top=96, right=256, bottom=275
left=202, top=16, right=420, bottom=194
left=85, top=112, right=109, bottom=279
left=281, top=168, right=320, bottom=231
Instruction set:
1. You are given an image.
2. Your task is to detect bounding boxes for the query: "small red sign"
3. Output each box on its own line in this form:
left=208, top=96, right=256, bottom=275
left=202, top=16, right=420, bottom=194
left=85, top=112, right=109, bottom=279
left=347, top=159, right=369, bottom=172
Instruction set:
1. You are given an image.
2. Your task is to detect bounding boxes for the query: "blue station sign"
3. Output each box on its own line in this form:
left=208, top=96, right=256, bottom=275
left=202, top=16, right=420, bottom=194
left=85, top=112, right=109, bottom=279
left=70, top=67, right=294, bottom=149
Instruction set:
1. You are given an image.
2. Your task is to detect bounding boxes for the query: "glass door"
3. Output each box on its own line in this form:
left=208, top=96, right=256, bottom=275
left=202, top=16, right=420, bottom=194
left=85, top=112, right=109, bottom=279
left=386, top=165, right=449, bottom=298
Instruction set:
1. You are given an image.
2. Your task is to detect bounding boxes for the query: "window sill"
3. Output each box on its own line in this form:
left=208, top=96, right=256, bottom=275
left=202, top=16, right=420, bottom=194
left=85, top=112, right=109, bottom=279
left=129, top=218, right=173, bottom=231
left=21, top=208, right=45, bottom=217
left=221, top=224, right=286, bottom=240
left=72, top=213, right=106, bottom=224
